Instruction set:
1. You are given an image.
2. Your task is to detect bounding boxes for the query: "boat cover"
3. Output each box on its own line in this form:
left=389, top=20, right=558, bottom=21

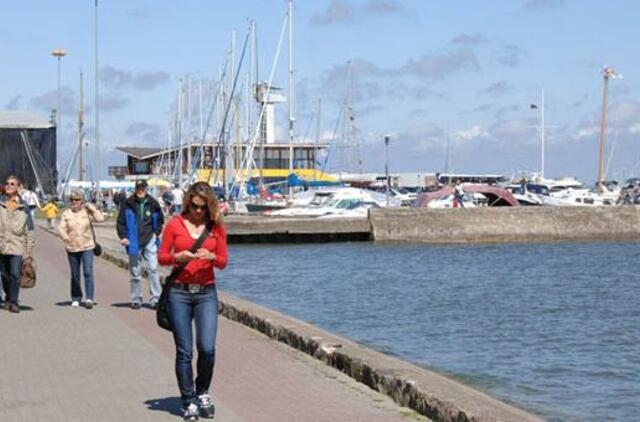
left=414, top=184, right=519, bottom=207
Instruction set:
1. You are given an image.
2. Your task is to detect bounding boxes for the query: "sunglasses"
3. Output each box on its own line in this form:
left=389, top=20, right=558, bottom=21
left=190, top=202, right=207, bottom=211
left=71, top=198, right=82, bottom=202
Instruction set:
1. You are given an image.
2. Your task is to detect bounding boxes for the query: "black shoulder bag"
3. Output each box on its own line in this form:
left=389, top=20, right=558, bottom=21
left=156, top=222, right=213, bottom=332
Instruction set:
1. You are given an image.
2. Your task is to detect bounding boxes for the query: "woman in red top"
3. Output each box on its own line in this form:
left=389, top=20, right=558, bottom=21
left=158, top=182, right=228, bottom=421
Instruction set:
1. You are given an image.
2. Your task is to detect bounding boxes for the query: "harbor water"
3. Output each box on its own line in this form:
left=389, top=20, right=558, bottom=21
left=221, top=242, right=639, bottom=422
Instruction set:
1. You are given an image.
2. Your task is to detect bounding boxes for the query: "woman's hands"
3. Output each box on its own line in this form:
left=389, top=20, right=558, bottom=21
left=195, top=248, right=215, bottom=262
left=174, top=249, right=215, bottom=263
left=174, top=250, right=196, bottom=263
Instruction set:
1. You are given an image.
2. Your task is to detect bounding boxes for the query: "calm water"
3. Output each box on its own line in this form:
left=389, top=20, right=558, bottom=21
left=219, top=242, right=639, bottom=421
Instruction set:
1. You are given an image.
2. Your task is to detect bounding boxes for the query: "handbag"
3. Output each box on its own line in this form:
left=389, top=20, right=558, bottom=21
left=88, top=212, right=102, bottom=256
left=20, top=258, right=36, bottom=288
left=156, top=222, right=213, bottom=332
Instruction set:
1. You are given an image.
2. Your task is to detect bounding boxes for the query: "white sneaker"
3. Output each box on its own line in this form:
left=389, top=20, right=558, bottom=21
left=84, top=299, right=94, bottom=309
left=182, top=403, right=199, bottom=421
left=71, top=301, right=80, bottom=307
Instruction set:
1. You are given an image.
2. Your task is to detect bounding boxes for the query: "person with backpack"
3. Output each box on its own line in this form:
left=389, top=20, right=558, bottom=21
left=116, top=180, right=164, bottom=309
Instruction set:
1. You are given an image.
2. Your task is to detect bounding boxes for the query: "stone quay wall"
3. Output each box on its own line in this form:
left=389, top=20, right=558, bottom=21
left=370, top=206, right=640, bottom=243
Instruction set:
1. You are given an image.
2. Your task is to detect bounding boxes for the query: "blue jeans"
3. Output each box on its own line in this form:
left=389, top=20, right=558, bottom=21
left=168, top=285, right=219, bottom=407
left=0, top=254, right=23, bottom=305
left=128, top=237, right=161, bottom=305
left=67, top=250, right=95, bottom=301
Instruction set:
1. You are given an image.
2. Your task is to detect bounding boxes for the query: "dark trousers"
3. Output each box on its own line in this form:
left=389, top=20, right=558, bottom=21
left=0, top=254, right=23, bottom=305
left=168, top=285, right=219, bottom=407
left=67, top=250, right=95, bottom=301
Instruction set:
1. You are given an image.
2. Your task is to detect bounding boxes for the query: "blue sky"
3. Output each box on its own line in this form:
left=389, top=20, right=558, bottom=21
left=1, top=0, right=638, bottom=182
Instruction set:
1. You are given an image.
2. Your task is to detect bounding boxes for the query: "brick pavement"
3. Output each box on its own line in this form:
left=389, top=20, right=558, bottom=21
left=0, top=226, right=428, bottom=422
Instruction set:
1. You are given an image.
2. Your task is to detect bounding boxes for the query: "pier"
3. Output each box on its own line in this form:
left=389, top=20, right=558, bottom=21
left=94, top=206, right=640, bottom=245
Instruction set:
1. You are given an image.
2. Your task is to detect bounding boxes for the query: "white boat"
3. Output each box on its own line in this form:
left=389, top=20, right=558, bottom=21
left=551, top=186, right=620, bottom=206
left=316, top=201, right=380, bottom=219
left=270, top=187, right=399, bottom=217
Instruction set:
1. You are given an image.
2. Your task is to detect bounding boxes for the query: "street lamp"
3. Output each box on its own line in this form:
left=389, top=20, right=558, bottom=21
left=51, top=48, right=67, bottom=146
left=384, top=134, right=391, bottom=207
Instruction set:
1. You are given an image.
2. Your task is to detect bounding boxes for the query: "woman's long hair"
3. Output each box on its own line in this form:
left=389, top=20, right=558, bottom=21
left=181, top=182, right=222, bottom=225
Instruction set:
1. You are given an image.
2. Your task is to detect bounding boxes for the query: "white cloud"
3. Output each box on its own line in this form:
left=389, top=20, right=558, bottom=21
left=575, top=125, right=599, bottom=140
left=453, top=125, right=490, bottom=142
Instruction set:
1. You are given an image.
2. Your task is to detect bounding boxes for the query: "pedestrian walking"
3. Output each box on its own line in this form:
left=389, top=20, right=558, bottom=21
left=158, top=181, right=228, bottom=420
left=20, top=184, right=41, bottom=222
left=41, top=198, right=59, bottom=229
left=117, top=179, right=164, bottom=309
left=0, top=175, right=35, bottom=314
left=58, top=191, right=105, bottom=309
left=171, top=183, right=184, bottom=215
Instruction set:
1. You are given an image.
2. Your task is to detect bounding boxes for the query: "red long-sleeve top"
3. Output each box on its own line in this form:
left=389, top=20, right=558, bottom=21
left=158, top=216, right=228, bottom=285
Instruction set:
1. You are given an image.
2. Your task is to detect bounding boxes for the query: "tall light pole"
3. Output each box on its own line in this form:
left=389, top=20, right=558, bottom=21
left=598, top=66, right=621, bottom=193
left=51, top=48, right=67, bottom=160
left=94, top=0, right=100, bottom=183
left=384, top=134, right=391, bottom=207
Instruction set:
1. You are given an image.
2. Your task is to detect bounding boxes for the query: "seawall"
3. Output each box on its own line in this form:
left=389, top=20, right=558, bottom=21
left=369, top=206, right=640, bottom=243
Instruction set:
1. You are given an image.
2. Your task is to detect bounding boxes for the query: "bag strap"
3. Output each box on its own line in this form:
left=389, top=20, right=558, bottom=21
left=87, top=208, right=98, bottom=245
left=165, top=221, right=213, bottom=287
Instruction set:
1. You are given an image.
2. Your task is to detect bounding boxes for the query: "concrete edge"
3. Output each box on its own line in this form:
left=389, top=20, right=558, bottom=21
left=39, top=224, right=544, bottom=422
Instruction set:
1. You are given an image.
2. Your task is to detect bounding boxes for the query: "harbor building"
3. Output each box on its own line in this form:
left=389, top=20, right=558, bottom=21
left=0, top=111, right=57, bottom=193
left=115, top=142, right=334, bottom=183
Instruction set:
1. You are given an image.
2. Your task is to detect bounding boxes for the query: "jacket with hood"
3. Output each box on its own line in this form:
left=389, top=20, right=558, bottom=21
left=0, top=195, right=35, bottom=257
left=116, top=193, right=164, bottom=255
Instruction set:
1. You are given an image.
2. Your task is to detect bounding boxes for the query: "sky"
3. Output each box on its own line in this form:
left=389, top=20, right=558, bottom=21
left=0, top=0, right=638, bottom=183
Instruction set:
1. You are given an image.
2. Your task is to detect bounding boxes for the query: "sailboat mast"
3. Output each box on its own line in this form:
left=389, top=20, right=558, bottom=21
left=541, top=88, right=545, bottom=179
left=177, top=79, right=183, bottom=187
left=78, top=71, right=84, bottom=181
left=598, top=71, right=610, bottom=194
left=288, top=0, right=295, bottom=197
left=315, top=98, right=321, bottom=181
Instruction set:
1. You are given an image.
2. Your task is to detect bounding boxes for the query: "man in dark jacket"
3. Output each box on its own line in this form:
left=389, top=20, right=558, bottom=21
left=116, top=180, right=164, bottom=309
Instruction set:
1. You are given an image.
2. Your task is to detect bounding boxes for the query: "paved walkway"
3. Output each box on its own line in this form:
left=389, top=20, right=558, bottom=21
left=0, top=226, right=427, bottom=422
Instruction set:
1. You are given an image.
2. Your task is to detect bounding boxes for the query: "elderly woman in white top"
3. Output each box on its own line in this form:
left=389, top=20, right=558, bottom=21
left=58, top=190, right=104, bottom=308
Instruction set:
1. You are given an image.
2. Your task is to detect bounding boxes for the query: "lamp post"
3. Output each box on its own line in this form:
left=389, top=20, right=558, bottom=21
left=384, top=134, right=391, bottom=207
left=51, top=48, right=67, bottom=147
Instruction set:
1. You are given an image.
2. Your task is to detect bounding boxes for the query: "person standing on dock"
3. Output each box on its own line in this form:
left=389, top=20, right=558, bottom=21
left=116, top=179, right=164, bottom=309
left=0, top=175, right=35, bottom=314
left=58, top=190, right=105, bottom=308
left=158, top=182, right=228, bottom=420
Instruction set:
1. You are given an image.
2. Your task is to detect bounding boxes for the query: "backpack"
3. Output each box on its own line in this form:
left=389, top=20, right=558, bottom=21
left=162, top=191, right=174, bottom=206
